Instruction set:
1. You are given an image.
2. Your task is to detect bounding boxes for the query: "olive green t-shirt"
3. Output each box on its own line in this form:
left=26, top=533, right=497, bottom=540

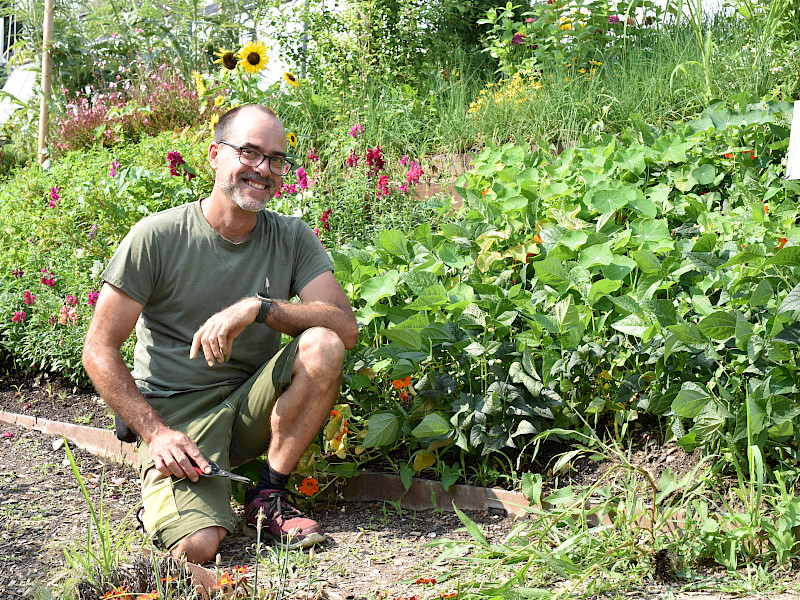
left=102, top=200, right=334, bottom=397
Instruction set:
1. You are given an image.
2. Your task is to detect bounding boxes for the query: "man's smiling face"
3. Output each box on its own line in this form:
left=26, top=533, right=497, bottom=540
left=211, top=107, right=286, bottom=213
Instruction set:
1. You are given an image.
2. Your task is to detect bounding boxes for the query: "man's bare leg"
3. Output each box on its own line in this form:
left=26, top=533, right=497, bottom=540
left=171, top=526, right=227, bottom=565
left=268, top=327, right=345, bottom=474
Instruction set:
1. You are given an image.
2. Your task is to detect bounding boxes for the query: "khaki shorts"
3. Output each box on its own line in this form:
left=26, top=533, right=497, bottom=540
left=136, top=334, right=301, bottom=551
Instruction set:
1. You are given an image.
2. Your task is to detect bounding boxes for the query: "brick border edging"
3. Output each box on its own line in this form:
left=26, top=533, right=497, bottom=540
left=0, top=409, right=137, bottom=465
left=0, top=409, right=530, bottom=516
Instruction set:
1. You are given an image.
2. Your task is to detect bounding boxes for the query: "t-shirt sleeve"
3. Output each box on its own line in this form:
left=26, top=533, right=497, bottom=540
left=290, top=220, right=335, bottom=296
left=101, top=219, right=160, bottom=306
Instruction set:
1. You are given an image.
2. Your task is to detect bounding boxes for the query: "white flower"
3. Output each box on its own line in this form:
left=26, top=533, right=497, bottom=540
left=75, top=248, right=85, bottom=258
left=90, top=260, right=104, bottom=279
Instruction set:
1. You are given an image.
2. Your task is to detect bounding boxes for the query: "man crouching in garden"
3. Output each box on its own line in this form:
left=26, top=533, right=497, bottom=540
left=82, top=104, right=358, bottom=564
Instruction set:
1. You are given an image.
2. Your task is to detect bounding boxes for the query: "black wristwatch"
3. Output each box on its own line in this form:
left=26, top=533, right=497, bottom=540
left=256, top=293, right=273, bottom=324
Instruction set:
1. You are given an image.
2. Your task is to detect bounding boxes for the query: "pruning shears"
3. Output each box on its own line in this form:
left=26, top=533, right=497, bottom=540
left=191, top=459, right=251, bottom=484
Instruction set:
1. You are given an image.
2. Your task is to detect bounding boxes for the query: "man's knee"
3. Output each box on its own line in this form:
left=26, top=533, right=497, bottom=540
left=296, top=327, right=345, bottom=374
left=171, top=526, right=227, bottom=564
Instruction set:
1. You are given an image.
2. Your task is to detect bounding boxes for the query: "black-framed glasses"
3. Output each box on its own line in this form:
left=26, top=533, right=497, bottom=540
left=218, top=140, right=296, bottom=175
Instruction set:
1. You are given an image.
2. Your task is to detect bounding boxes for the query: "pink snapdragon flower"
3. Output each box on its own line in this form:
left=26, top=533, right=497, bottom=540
left=49, top=186, right=61, bottom=208
left=308, top=148, right=320, bottom=162
left=59, top=304, right=78, bottom=325
left=512, top=33, right=524, bottom=45
left=40, top=269, right=55, bottom=287
left=23, top=291, right=36, bottom=305
left=346, top=151, right=360, bottom=168
left=167, top=150, right=185, bottom=176
left=12, top=268, right=24, bottom=278
left=349, top=123, right=365, bottom=138
left=296, top=167, right=310, bottom=191
left=89, top=223, right=98, bottom=239
left=65, top=294, right=78, bottom=306
left=87, top=290, right=100, bottom=307
left=109, top=158, right=121, bottom=177
left=608, top=15, right=620, bottom=23
left=405, top=161, right=423, bottom=185
left=12, top=311, right=26, bottom=323
left=376, top=174, right=390, bottom=197
left=366, top=146, right=385, bottom=175
left=320, top=208, right=332, bottom=232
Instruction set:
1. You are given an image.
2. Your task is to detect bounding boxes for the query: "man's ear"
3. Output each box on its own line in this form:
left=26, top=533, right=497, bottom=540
left=208, top=141, right=220, bottom=170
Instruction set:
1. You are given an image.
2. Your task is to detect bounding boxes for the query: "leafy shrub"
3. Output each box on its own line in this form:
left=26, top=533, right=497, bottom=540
left=54, top=67, right=204, bottom=152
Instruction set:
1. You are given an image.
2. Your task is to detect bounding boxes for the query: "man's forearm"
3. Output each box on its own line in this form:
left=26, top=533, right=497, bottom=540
left=265, top=300, right=358, bottom=348
left=82, top=346, right=169, bottom=445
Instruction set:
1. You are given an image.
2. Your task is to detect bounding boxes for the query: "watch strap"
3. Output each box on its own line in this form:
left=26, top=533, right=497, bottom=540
left=256, top=294, right=272, bottom=324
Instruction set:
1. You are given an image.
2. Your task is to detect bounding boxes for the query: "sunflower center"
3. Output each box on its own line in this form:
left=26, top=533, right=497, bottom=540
left=247, top=52, right=261, bottom=66
left=222, top=53, right=238, bottom=70
left=287, top=73, right=296, bottom=82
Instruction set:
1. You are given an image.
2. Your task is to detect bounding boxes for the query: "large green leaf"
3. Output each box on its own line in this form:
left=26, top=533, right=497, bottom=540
left=406, top=284, right=448, bottom=310
left=579, top=243, right=614, bottom=269
left=602, top=255, right=637, bottom=281
left=362, top=412, right=401, bottom=447
left=697, top=311, right=737, bottom=340
left=534, top=256, right=568, bottom=284
left=360, top=270, right=400, bottom=305
left=632, top=219, right=673, bottom=251
left=778, top=283, right=800, bottom=314
left=380, top=327, right=423, bottom=350
left=654, top=134, right=689, bottom=163
left=380, top=230, right=409, bottom=260
left=611, top=314, right=651, bottom=337
left=672, top=382, right=713, bottom=419
left=587, top=279, right=622, bottom=305
left=584, top=183, right=637, bottom=214
left=765, top=246, right=800, bottom=267
left=411, top=413, right=453, bottom=438
left=667, top=323, right=706, bottom=346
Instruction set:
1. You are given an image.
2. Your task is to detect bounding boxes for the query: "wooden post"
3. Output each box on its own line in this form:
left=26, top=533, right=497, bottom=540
left=38, top=0, right=55, bottom=165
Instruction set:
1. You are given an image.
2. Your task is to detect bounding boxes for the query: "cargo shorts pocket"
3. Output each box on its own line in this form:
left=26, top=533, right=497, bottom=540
left=142, top=476, right=180, bottom=536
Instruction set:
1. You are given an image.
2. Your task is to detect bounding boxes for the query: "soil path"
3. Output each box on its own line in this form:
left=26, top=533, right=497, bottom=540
left=2, top=375, right=800, bottom=600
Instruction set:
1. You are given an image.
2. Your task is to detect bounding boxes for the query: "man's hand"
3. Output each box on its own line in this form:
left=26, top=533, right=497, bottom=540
left=148, top=427, right=212, bottom=482
left=190, top=298, right=259, bottom=366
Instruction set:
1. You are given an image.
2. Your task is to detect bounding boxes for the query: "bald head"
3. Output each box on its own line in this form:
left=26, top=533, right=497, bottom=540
left=214, top=104, right=282, bottom=144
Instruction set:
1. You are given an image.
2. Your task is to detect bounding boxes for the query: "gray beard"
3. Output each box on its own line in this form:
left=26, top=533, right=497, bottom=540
left=222, top=175, right=273, bottom=212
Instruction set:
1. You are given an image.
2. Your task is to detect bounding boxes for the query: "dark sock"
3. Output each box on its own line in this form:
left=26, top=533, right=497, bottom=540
left=255, top=461, right=289, bottom=493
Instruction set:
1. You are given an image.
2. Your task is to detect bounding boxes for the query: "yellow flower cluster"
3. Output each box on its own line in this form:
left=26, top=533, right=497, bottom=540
left=468, top=72, right=542, bottom=116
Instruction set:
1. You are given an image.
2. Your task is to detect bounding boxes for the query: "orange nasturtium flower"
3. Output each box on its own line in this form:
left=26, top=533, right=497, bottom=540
left=416, top=577, right=437, bottom=585
left=140, top=592, right=160, bottom=600
left=299, top=476, right=320, bottom=496
left=330, top=409, right=341, bottom=418
left=102, top=588, right=132, bottom=600
left=217, top=572, right=236, bottom=587
left=392, top=376, right=411, bottom=389
left=778, top=237, right=788, bottom=249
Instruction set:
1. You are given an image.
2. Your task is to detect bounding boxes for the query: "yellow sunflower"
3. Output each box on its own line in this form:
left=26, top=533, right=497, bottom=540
left=214, top=94, right=225, bottom=107
left=283, top=71, right=299, bottom=88
left=287, top=131, right=298, bottom=147
left=192, top=71, right=206, bottom=96
left=237, top=41, right=269, bottom=75
left=209, top=113, right=220, bottom=133
left=214, top=48, right=239, bottom=72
